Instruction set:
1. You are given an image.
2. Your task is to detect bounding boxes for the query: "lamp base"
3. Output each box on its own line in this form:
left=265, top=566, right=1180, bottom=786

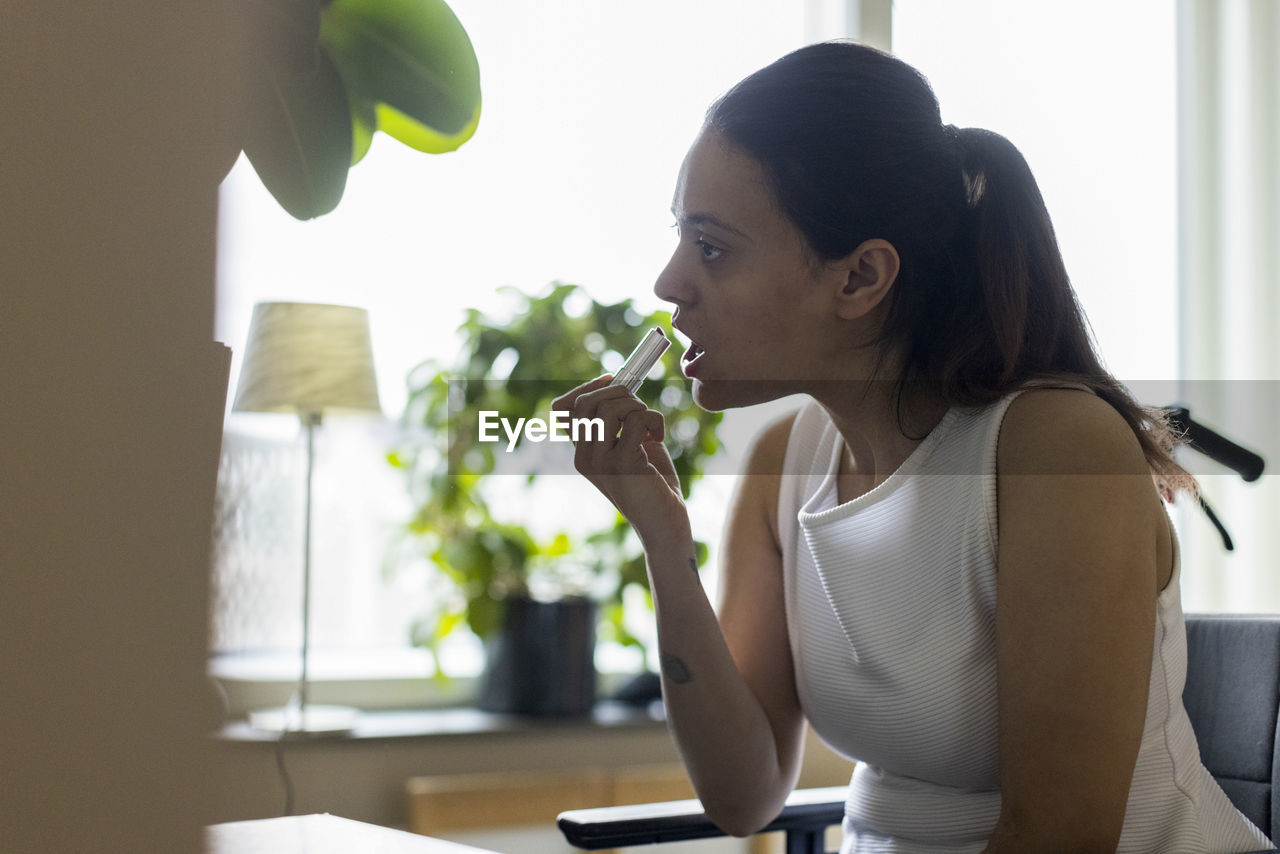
left=248, top=704, right=360, bottom=735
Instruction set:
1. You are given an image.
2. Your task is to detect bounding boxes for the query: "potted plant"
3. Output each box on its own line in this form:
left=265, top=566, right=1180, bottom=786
left=227, top=0, right=481, bottom=219
left=390, top=283, right=723, bottom=715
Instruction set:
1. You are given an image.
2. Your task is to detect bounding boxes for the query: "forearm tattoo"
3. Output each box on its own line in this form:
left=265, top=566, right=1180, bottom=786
left=660, top=652, right=693, bottom=685
left=656, top=560, right=699, bottom=686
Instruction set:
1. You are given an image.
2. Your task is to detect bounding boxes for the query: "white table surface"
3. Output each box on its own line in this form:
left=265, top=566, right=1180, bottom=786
left=207, top=814, right=499, bottom=854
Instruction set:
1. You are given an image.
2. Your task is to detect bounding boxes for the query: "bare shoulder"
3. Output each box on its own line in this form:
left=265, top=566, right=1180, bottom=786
left=996, top=386, right=1170, bottom=588
left=728, top=408, right=800, bottom=550
left=998, top=387, right=1150, bottom=477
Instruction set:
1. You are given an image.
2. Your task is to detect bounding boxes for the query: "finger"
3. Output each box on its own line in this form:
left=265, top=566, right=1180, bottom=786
left=592, top=397, right=648, bottom=445
left=617, top=408, right=664, bottom=449
left=569, top=383, right=641, bottom=421
left=562, top=387, right=636, bottom=446
left=552, top=375, right=614, bottom=413
left=614, top=410, right=668, bottom=475
left=574, top=402, right=652, bottom=477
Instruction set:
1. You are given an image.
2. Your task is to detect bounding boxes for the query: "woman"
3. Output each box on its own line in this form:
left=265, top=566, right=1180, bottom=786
left=553, top=42, right=1270, bottom=853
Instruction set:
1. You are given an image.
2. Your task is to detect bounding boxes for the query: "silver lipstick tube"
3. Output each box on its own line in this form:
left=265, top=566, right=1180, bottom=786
left=609, top=327, right=670, bottom=394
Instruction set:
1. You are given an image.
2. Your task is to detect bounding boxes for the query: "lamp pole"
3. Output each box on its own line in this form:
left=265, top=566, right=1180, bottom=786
left=298, top=410, right=322, bottom=722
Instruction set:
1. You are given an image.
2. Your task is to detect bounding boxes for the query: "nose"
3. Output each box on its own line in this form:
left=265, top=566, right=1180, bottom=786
left=653, top=246, right=693, bottom=308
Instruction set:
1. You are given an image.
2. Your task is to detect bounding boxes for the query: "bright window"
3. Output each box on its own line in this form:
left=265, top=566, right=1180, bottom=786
left=892, top=0, right=1179, bottom=385
left=213, top=1, right=809, bottom=674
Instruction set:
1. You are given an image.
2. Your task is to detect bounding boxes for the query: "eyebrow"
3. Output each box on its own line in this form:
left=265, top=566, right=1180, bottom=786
left=671, top=209, right=754, bottom=243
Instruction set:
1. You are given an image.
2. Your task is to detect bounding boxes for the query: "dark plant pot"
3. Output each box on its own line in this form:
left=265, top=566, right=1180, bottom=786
left=477, top=595, right=597, bottom=716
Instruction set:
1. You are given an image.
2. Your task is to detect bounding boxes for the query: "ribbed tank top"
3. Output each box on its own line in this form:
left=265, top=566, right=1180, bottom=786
left=777, top=393, right=1271, bottom=853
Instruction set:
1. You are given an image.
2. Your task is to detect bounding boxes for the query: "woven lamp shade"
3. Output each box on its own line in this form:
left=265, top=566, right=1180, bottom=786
left=233, top=302, right=381, bottom=417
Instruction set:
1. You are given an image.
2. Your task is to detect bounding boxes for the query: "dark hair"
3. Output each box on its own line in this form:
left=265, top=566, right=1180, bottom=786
left=706, top=41, right=1190, bottom=493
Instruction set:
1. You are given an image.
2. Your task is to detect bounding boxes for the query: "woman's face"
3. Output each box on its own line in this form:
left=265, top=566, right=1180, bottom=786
left=654, top=128, right=856, bottom=411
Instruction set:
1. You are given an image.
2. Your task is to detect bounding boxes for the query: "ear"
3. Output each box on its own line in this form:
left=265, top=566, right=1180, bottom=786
left=833, top=239, right=900, bottom=320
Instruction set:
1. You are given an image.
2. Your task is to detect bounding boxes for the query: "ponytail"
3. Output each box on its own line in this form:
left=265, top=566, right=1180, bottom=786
left=956, top=128, right=1058, bottom=386
left=707, top=41, right=1194, bottom=495
left=952, top=127, right=1194, bottom=495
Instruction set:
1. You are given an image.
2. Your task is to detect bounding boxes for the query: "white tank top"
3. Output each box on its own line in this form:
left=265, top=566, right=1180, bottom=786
left=777, top=393, right=1271, bottom=853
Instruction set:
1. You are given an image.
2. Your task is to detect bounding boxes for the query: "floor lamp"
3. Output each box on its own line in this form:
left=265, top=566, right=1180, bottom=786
left=232, top=302, right=382, bottom=734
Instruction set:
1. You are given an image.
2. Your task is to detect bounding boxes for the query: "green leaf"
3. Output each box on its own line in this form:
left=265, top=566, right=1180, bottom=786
left=242, top=46, right=353, bottom=220
left=545, top=532, right=571, bottom=557
left=350, top=94, right=377, bottom=165
left=377, top=100, right=480, bottom=154
left=320, top=0, right=482, bottom=147
left=434, top=611, right=463, bottom=643
left=467, top=592, right=504, bottom=638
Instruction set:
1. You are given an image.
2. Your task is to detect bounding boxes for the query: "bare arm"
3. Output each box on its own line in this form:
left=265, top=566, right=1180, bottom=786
left=652, top=412, right=806, bottom=835
left=552, top=379, right=804, bottom=836
left=987, top=389, right=1165, bottom=852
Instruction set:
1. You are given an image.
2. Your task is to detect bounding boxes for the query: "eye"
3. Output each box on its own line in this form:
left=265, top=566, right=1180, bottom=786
left=670, top=222, right=725, bottom=262
left=695, top=237, right=724, bottom=262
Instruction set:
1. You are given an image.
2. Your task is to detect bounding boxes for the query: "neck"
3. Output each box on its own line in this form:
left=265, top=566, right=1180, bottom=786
left=812, top=378, right=949, bottom=494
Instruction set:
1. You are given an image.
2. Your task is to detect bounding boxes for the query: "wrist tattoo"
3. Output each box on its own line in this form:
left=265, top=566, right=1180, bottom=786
left=660, top=653, right=693, bottom=685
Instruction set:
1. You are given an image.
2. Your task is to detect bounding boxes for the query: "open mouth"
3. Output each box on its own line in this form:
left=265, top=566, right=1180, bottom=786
left=682, top=340, right=706, bottom=376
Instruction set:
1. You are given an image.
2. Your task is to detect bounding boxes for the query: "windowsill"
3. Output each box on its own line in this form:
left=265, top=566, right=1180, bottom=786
left=214, top=700, right=667, bottom=743
left=210, top=647, right=473, bottom=717
left=210, top=648, right=663, bottom=739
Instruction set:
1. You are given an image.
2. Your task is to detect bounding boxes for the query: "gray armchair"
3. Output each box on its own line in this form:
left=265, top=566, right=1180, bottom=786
left=559, top=614, right=1280, bottom=853
left=1183, top=614, right=1280, bottom=842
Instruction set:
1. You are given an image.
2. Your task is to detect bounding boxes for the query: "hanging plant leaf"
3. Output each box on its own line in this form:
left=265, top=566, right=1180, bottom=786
left=375, top=99, right=480, bottom=155
left=320, top=0, right=481, bottom=149
left=350, top=95, right=378, bottom=165
left=229, top=0, right=480, bottom=218
left=242, top=46, right=354, bottom=220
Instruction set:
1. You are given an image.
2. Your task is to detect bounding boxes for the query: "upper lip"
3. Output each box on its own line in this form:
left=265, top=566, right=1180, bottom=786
left=670, top=316, right=698, bottom=348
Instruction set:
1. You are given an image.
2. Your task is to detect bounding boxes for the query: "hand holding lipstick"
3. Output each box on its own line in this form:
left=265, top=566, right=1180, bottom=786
left=552, top=329, right=691, bottom=543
